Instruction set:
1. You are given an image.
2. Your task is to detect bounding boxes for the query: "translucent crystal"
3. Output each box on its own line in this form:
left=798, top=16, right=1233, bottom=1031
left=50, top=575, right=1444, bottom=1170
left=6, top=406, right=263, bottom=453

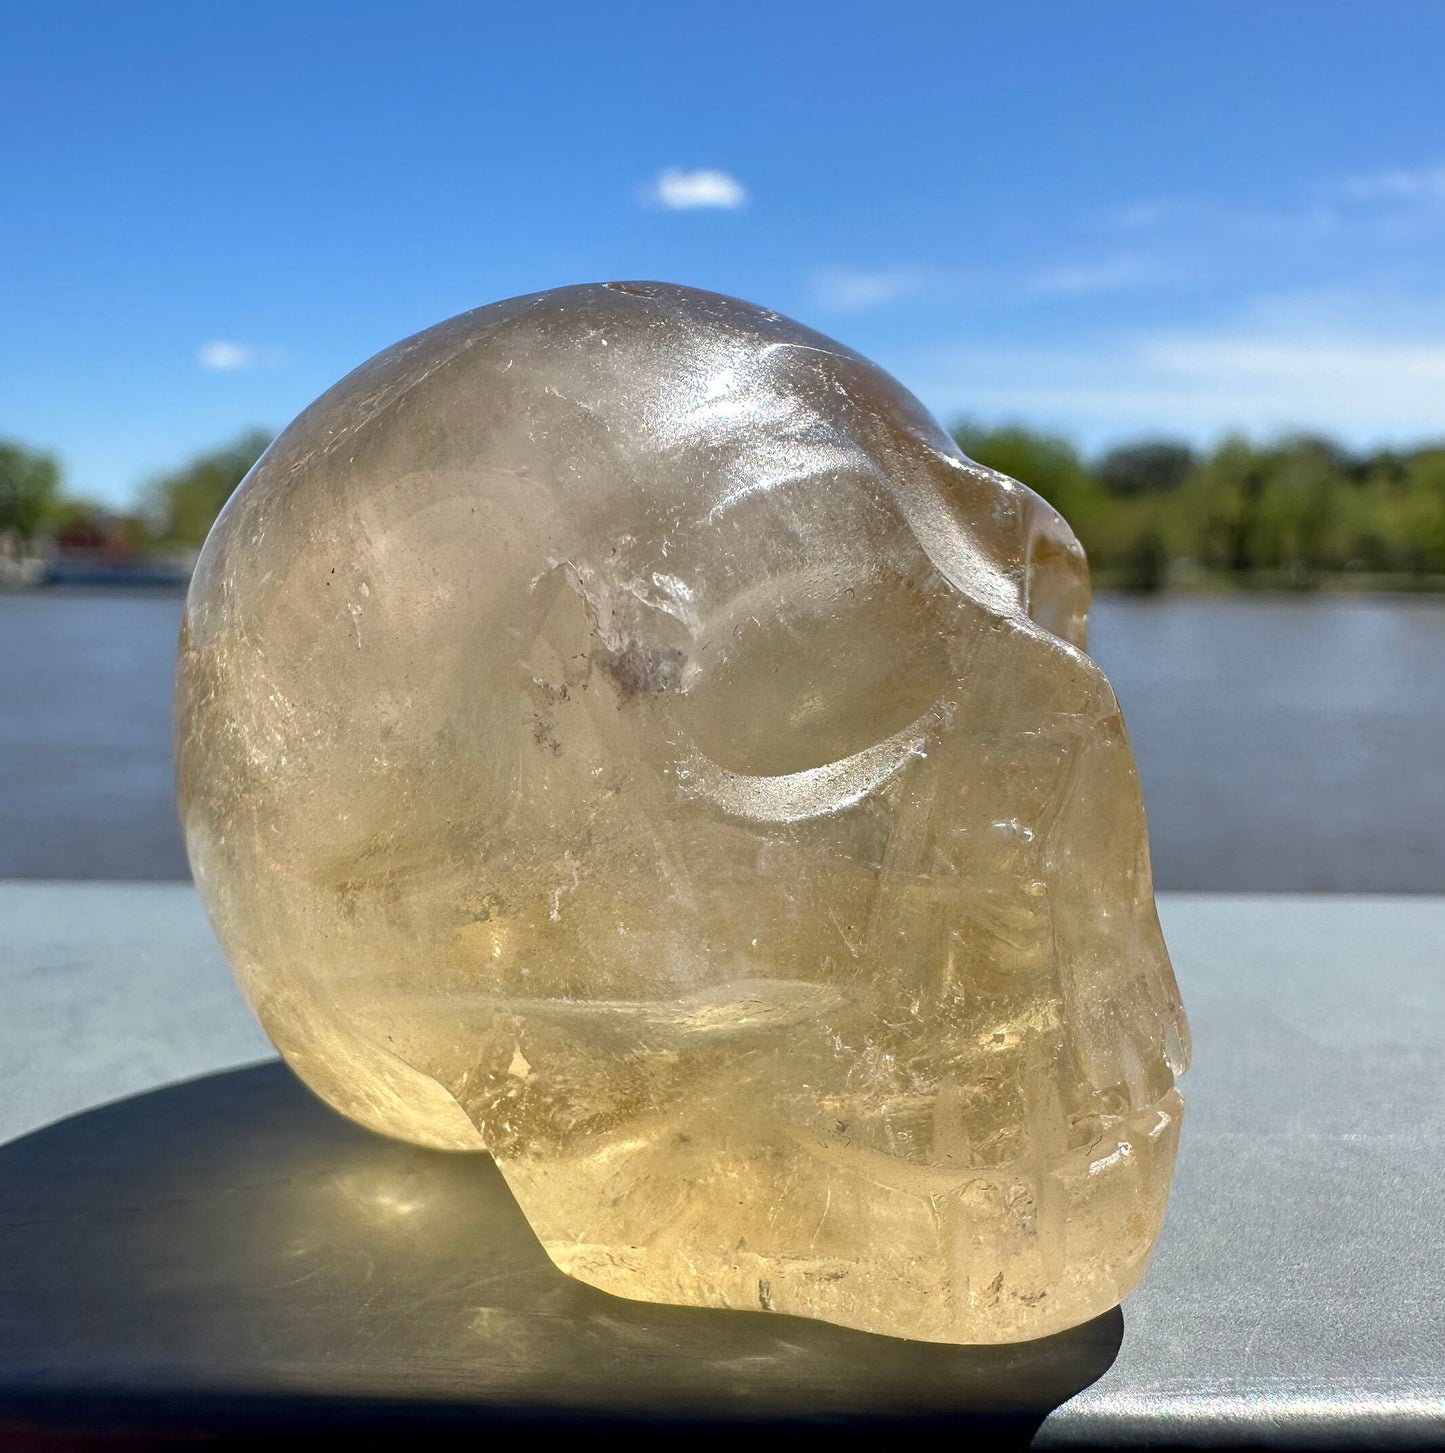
left=176, top=282, right=1189, bottom=1345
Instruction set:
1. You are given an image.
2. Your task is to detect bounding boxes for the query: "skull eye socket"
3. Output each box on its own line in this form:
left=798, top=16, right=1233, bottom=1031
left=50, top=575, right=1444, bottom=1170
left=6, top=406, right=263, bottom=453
left=671, top=568, right=960, bottom=778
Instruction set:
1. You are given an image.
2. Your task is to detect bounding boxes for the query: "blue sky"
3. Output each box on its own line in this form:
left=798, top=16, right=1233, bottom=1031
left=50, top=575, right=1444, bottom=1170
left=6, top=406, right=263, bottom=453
left=5, top=1, right=1445, bottom=507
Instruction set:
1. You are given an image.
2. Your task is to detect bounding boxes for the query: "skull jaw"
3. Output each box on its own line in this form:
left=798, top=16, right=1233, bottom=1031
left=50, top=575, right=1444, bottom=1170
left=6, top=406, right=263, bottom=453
left=496, top=1087, right=1182, bottom=1346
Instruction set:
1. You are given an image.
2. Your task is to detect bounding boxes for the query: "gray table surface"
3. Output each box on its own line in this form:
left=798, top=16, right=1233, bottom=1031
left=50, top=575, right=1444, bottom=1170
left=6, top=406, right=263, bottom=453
left=1, top=883, right=1442, bottom=1445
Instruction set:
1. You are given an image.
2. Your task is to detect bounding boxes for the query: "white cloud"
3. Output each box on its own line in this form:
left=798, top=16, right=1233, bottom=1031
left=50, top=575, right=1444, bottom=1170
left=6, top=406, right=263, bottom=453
left=198, top=340, right=258, bottom=370
left=1030, top=255, right=1175, bottom=296
left=645, top=167, right=748, bottom=210
left=197, top=340, right=286, bottom=371
left=904, top=297, right=1445, bottom=448
left=811, top=267, right=928, bottom=313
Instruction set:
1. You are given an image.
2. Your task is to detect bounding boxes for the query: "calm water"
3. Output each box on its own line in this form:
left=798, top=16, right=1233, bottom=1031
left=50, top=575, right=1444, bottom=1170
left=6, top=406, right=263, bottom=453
left=1, top=589, right=1442, bottom=891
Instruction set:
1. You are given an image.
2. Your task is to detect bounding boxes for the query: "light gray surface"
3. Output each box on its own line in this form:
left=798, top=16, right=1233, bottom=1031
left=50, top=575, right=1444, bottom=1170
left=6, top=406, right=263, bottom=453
left=6, top=590, right=1445, bottom=890
left=0, top=881, right=274, bottom=1147
left=1045, top=894, right=1445, bottom=1446
left=1, top=884, right=1442, bottom=1444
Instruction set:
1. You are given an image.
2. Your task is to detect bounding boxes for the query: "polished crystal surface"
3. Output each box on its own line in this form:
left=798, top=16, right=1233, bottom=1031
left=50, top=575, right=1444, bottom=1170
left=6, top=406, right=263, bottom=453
left=176, top=282, right=1189, bottom=1345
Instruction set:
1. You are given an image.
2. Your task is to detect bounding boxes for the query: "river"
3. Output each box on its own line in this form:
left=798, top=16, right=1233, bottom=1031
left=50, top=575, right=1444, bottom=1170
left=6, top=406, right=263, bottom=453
left=1, top=588, right=1441, bottom=891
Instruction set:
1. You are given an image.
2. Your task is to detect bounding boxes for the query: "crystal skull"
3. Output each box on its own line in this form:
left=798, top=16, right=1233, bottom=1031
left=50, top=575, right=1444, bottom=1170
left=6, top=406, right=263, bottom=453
left=176, top=282, right=1189, bottom=1345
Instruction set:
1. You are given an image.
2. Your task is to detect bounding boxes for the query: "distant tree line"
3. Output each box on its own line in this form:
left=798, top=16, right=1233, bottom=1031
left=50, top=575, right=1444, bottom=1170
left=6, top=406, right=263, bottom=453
left=953, top=423, right=1445, bottom=592
left=0, top=430, right=271, bottom=558
left=4, top=423, right=1445, bottom=592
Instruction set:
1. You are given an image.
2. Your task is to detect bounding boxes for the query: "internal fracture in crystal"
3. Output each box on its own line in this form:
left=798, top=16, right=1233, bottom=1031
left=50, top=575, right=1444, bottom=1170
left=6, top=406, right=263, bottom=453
left=176, top=282, right=1190, bottom=1345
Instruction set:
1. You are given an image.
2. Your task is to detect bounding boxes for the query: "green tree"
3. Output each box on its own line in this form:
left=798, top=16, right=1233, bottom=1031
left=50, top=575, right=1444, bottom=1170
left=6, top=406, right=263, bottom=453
left=1096, top=440, right=1196, bottom=497
left=1180, top=436, right=1272, bottom=575
left=1268, top=437, right=1347, bottom=583
left=1116, top=528, right=1171, bottom=593
left=0, top=439, right=62, bottom=542
left=1401, top=448, right=1445, bottom=574
left=143, top=428, right=272, bottom=549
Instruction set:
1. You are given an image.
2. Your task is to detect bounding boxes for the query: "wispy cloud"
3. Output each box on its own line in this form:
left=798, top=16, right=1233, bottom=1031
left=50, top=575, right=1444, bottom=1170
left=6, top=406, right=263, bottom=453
left=197, top=340, right=283, bottom=371
left=1030, top=255, right=1175, bottom=296
left=1338, top=162, right=1445, bottom=204
left=811, top=267, right=929, bottom=313
left=1093, top=193, right=1333, bottom=244
left=1098, top=161, right=1445, bottom=249
left=643, top=167, right=748, bottom=210
left=810, top=257, right=1171, bottom=312
left=905, top=291, right=1445, bottom=447
left=1096, top=198, right=1201, bottom=231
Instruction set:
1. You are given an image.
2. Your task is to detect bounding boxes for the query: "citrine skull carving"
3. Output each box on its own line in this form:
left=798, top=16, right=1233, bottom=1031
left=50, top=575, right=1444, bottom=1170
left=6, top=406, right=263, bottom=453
left=177, top=283, right=1188, bottom=1345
